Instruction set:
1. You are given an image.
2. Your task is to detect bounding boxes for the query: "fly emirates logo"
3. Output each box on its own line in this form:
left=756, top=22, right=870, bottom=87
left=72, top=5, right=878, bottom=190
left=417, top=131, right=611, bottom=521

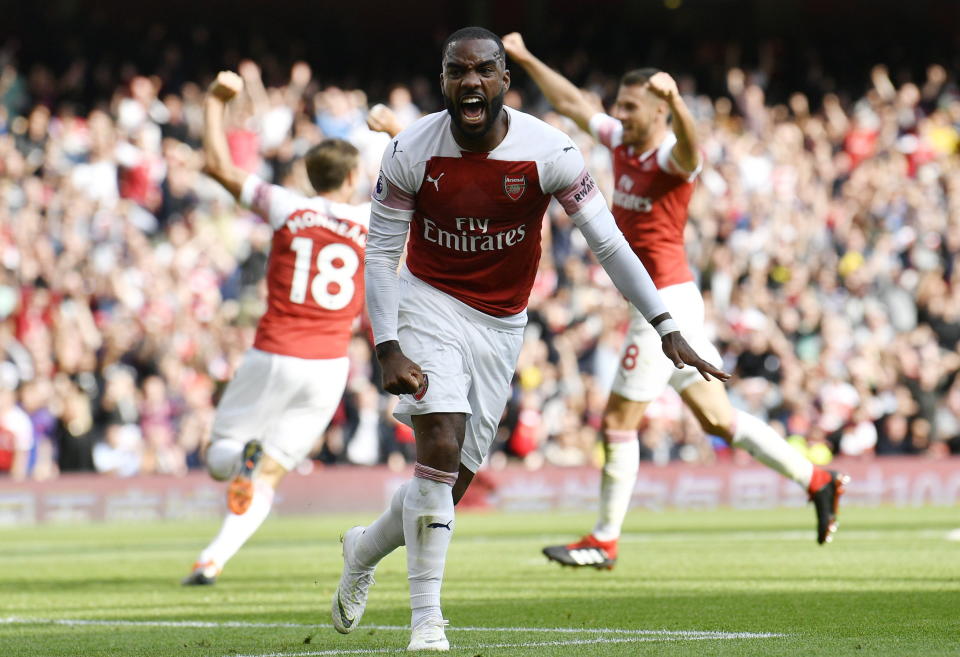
left=421, top=216, right=527, bottom=253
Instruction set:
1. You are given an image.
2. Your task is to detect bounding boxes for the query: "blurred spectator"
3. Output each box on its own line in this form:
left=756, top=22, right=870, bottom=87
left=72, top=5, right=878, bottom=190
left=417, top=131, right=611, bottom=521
left=0, top=364, right=32, bottom=479
left=0, top=35, right=958, bottom=483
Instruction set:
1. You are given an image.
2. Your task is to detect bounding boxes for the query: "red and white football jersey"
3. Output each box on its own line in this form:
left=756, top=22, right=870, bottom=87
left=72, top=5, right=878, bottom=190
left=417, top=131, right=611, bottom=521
left=590, top=113, right=700, bottom=289
left=241, top=175, right=369, bottom=359
left=373, top=107, right=604, bottom=316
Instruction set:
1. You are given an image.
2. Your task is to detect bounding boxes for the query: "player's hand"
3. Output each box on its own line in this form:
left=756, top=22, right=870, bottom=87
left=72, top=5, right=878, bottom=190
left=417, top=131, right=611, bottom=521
left=647, top=72, right=679, bottom=102
left=375, top=341, right=426, bottom=396
left=659, top=332, right=731, bottom=383
left=502, top=32, right=531, bottom=63
left=367, top=104, right=403, bottom=138
left=208, top=71, right=243, bottom=102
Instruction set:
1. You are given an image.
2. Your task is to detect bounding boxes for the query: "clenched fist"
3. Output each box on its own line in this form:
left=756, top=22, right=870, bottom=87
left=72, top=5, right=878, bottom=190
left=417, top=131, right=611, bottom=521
left=208, top=71, right=243, bottom=102
left=646, top=72, right=679, bottom=102
left=502, top=32, right=532, bottom=64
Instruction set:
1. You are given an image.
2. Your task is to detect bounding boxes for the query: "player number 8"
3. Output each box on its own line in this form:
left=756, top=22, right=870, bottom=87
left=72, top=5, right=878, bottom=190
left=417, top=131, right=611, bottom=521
left=289, top=238, right=358, bottom=310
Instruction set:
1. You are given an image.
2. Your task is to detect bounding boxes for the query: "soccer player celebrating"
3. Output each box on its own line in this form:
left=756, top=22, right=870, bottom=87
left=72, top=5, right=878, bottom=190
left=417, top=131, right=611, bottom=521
left=182, top=71, right=378, bottom=585
left=331, top=27, right=728, bottom=651
left=501, top=32, right=849, bottom=569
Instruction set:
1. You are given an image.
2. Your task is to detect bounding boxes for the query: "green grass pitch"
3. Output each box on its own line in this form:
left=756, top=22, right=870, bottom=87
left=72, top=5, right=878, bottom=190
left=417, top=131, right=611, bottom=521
left=1, top=506, right=958, bottom=656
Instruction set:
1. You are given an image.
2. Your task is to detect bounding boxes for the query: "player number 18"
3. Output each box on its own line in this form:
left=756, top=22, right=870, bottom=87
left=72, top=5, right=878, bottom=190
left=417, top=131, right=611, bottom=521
left=288, top=237, right=358, bottom=310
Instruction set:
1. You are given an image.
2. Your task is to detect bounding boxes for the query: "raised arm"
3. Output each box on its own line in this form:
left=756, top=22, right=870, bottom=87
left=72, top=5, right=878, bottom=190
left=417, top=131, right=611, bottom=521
left=202, top=71, right=248, bottom=199
left=502, top=32, right=597, bottom=133
left=646, top=72, right=700, bottom=173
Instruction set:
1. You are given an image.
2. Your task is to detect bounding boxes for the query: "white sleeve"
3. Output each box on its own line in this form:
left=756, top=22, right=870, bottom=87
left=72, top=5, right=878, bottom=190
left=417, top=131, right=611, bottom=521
left=365, top=209, right=409, bottom=345
left=365, top=142, right=417, bottom=346
left=588, top=113, right=624, bottom=150
left=656, top=132, right=702, bottom=182
left=239, top=174, right=305, bottom=230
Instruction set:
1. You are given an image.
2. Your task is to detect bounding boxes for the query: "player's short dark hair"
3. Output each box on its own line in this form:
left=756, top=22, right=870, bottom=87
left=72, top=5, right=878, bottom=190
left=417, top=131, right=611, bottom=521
left=620, top=68, right=661, bottom=88
left=304, top=138, right=359, bottom=193
left=442, top=27, right=505, bottom=64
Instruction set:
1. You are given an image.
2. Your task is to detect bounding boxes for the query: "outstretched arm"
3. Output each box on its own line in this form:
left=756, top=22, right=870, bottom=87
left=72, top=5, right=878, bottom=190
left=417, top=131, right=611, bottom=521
left=502, top=32, right=597, bottom=133
left=202, top=71, right=248, bottom=199
left=577, top=203, right=727, bottom=381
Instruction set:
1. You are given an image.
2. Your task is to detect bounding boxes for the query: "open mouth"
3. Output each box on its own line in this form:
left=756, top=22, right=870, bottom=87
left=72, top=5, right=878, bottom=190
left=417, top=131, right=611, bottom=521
left=460, top=95, right=486, bottom=125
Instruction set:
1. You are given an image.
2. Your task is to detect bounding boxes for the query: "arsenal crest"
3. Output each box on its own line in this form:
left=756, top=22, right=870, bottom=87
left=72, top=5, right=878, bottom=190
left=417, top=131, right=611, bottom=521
left=503, top=174, right=526, bottom=201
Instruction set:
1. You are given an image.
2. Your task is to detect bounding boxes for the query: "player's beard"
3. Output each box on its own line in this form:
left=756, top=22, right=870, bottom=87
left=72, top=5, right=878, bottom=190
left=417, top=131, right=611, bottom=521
left=444, top=88, right=506, bottom=139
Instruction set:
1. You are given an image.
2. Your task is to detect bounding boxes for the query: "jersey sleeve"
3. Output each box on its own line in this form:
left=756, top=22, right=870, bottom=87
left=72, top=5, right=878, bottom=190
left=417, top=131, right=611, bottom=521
left=365, top=137, right=416, bottom=345
left=239, top=174, right=307, bottom=230
left=656, top=132, right=702, bottom=182
left=588, top=113, right=624, bottom=150
left=543, top=144, right=608, bottom=223
left=370, top=137, right=417, bottom=222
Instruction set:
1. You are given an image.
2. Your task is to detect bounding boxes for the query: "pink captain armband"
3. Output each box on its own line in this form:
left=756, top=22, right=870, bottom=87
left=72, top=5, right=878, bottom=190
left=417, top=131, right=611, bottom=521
left=555, top=168, right=602, bottom=218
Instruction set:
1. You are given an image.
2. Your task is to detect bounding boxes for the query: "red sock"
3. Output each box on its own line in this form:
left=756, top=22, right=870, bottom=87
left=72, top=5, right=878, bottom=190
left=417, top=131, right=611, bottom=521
left=807, top=467, right=832, bottom=495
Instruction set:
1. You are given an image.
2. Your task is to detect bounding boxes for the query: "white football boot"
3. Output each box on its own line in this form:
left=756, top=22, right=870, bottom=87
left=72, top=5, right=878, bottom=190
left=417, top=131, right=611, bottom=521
left=331, top=526, right=375, bottom=634
left=407, top=616, right=449, bottom=651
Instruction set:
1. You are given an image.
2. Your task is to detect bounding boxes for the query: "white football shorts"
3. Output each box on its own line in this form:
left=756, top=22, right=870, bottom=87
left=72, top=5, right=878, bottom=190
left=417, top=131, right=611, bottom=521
left=393, top=271, right=524, bottom=473
left=211, top=347, right=349, bottom=471
left=611, top=281, right=724, bottom=402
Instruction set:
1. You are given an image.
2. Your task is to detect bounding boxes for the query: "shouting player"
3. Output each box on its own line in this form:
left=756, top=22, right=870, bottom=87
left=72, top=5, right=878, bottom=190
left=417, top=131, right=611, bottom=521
left=501, top=32, right=849, bottom=569
left=182, top=71, right=376, bottom=585
left=331, top=27, right=729, bottom=651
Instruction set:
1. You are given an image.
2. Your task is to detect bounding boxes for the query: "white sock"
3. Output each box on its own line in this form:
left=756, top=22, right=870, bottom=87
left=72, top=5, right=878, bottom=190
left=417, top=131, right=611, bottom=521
left=404, top=464, right=457, bottom=628
left=592, top=430, right=639, bottom=542
left=354, top=481, right=409, bottom=570
left=206, top=440, right=244, bottom=482
left=199, top=479, right=275, bottom=568
left=731, top=410, right=813, bottom=487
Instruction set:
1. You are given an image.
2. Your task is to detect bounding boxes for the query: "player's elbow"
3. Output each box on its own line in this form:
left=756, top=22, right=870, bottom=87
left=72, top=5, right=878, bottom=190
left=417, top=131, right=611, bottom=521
left=364, top=251, right=401, bottom=269
left=202, top=161, right=233, bottom=188
left=555, top=99, right=585, bottom=122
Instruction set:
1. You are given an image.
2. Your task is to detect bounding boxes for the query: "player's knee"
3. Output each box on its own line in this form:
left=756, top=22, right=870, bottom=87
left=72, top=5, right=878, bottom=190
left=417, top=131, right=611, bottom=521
left=256, top=456, right=288, bottom=487
left=602, top=412, right=632, bottom=432
left=421, top=439, right=460, bottom=471
left=698, top=411, right=734, bottom=441
left=602, top=392, right=648, bottom=432
left=206, top=440, right=242, bottom=481
left=412, top=417, right=464, bottom=471
left=602, top=404, right=644, bottom=433
left=259, top=456, right=286, bottom=478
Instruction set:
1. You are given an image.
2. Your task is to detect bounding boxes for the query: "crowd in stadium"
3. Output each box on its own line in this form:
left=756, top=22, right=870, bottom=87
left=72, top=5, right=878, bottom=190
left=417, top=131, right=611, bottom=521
left=1, top=38, right=959, bottom=481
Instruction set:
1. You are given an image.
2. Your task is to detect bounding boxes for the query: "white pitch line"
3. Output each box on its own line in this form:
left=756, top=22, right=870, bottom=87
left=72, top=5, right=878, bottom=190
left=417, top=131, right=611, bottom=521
left=0, top=617, right=783, bottom=639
